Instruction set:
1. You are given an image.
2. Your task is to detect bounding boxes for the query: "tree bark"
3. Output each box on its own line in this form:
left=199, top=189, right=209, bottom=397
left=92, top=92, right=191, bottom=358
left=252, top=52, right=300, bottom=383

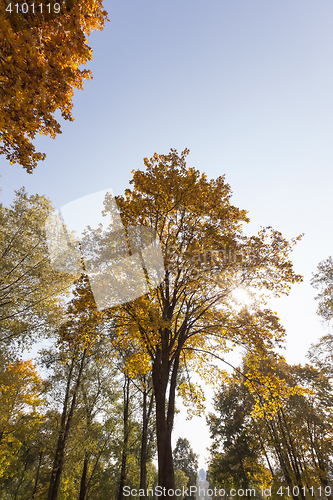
left=78, top=455, right=89, bottom=500
left=47, top=349, right=87, bottom=500
left=152, top=345, right=180, bottom=499
left=265, top=417, right=295, bottom=495
left=14, top=456, right=29, bottom=500
left=118, top=375, right=130, bottom=500
left=31, top=450, right=43, bottom=499
left=140, top=385, right=154, bottom=497
left=278, top=409, right=305, bottom=500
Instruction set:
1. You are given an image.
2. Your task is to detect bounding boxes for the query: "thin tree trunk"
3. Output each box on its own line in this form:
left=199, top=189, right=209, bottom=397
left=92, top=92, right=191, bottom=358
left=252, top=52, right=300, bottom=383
left=254, top=424, right=275, bottom=479
left=47, top=349, right=87, bottom=500
left=306, top=418, right=332, bottom=499
left=278, top=409, right=305, bottom=500
left=86, top=430, right=114, bottom=494
left=14, top=456, right=29, bottom=500
left=31, top=450, right=43, bottom=499
left=140, top=387, right=154, bottom=496
left=237, top=448, right=249, bottom=490
left=265, top=416, right=295, bottom=494
left=78, top=455, right=89, bottom=500
left=140, top=387, right=148, bottom=495
left=118, top=375, right=130, bottom=500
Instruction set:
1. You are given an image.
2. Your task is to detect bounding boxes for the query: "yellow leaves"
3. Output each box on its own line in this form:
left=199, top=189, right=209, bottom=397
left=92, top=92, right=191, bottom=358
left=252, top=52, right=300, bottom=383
left=0, top=359, right=43, bottom=431
left=251, top=466, right=273, bottom=493
left=178, top=380, right=206, bottom=419
left=0, top=357, right=45, bottom=481
left=124, top=350, right=151, bottom=378
left=196, top=360, right=230, bottom=390
left=243, top=355, right=309, bottom=421
left=104, top=150, right=305, bottom=433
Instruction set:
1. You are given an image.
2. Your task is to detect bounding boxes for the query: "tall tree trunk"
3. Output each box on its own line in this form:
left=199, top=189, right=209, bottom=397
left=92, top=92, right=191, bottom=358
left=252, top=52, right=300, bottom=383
left=152, top=347, right=180, bottom=498
left=140, top=387, right=148, bottom=495
left=78, top=455, right=89, bottom=500
left=14, top=456, right=29, bottom=500
left=86, top=432, right=113, bottom=494
left=237, top=448, right=249, bottom=490
left=118, top=375, right=130, bottom=500
left=254, top=424, right=275, bottom=480
left=140, top=385, right=154, bottom=497
left=278, top=409, right=305, bottom=500
left=31, top=450, right=43, bottom=499
left=47, top=349, right=87, bottom=500
left=265, top=417, right=295, bottom=495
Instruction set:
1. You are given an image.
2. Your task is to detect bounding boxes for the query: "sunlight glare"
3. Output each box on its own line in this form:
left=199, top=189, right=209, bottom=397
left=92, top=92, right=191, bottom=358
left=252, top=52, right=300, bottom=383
left=232, top=288, right=252, bottom=306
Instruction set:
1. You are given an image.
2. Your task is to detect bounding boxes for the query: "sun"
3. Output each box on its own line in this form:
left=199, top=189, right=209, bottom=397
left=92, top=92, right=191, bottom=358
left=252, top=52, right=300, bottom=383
left=231, top=287, right=252, bottom=307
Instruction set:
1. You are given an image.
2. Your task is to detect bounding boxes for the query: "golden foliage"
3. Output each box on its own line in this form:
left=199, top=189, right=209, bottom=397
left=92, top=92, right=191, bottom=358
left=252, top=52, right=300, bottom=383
left=243, top=355, right=309, bottom=420
left=108, top=149, right=303, bottom=412
left=0, top=358, right=44, bottom=479
left=0, top=0, right=108, bottom=171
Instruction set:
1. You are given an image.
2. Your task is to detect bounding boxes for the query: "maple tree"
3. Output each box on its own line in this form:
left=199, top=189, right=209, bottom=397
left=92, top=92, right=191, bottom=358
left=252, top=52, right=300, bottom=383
left=0, top=0, right=108, bottom=171
left=108, top=148, right=303, bottom=495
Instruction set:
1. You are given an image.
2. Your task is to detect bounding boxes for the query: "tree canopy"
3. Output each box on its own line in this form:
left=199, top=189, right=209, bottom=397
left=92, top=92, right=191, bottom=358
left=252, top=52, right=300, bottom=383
left=0, top=188, right=73, bottom=348
left=0, top=149, right=310, bottom=499
left=311, top=255, right=333, bottom=324
left=173, top=437, right=198, bottom=500
left=0, top=0, right=108, bottom=171
left=109, top=148, right=302, bottom=495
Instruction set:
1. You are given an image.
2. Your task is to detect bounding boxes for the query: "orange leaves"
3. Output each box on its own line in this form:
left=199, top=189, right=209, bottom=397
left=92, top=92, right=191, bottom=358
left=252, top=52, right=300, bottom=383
left=0, top=0, right=108, bottom=171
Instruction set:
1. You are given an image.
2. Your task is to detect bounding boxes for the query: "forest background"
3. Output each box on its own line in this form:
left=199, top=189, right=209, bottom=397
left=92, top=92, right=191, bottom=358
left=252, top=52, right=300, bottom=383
left=1, top=0, right=333, bottom=497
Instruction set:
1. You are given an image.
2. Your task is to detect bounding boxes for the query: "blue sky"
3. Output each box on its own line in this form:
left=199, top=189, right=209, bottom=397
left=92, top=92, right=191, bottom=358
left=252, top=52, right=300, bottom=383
left=1, top=0, right=333, bottom=467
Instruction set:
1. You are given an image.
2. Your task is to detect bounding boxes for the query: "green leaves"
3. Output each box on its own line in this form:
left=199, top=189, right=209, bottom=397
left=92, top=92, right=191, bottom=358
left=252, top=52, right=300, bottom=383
left=0, top=189, right=73, bottom=347
left=311, top=256, right=333, bottom=323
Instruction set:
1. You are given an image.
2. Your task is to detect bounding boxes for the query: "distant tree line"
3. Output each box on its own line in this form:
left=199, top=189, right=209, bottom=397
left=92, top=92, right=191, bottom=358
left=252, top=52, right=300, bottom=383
left=207, top=255, right=333, bottom=500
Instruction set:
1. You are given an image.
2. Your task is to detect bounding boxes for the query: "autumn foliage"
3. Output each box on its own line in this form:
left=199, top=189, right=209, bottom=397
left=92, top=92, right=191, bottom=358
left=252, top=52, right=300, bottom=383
left=1, top=149, right=333, bottom=499
left=0, top=0, right=108, bottom=171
